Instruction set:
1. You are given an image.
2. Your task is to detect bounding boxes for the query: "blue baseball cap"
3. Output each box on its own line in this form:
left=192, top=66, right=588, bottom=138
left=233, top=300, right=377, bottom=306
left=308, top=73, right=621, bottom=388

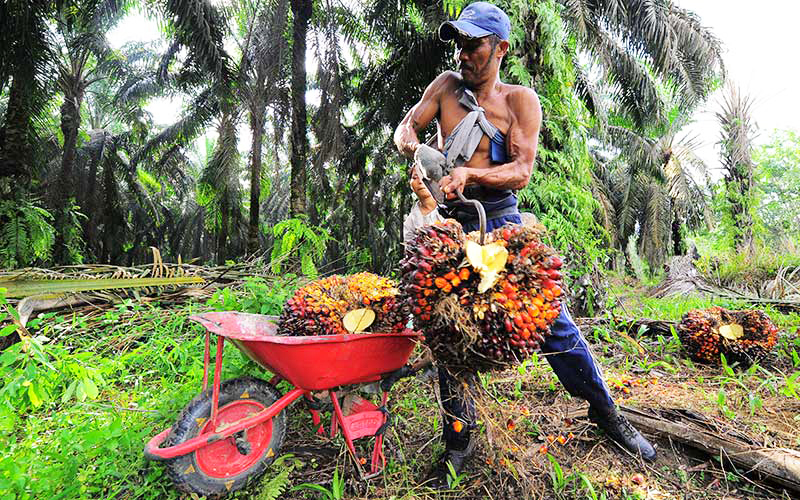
left=439, top=2, right=511, bottom=42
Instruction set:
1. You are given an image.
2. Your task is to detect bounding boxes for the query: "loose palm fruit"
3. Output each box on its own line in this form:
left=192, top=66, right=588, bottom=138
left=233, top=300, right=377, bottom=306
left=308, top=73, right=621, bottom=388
left=280, top=273, right=407, bottom=336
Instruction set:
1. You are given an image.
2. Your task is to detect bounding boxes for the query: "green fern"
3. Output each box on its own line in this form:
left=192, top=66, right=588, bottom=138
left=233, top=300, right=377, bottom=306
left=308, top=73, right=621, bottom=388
left=0, top=199, right=55, bottom=268
left=270, top=216, right=332, bottom=277
left=253, top=454, right=301, bottom=500
left=254, top=467, right=291, bottom=500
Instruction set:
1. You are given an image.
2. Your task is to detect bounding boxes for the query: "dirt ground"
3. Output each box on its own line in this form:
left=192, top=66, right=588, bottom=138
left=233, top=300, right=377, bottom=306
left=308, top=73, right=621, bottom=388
left=274, top=325, right=800, bottom=500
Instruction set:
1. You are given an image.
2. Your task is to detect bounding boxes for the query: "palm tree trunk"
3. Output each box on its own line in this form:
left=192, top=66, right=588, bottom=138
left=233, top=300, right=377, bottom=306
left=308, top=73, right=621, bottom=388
left=0, top=70, right=35, bottom=186
left=54, top=87, right=84, bottom=263
left=218, top=198, right=229, bottom=264
left=248, top=96, right=266, bottom=254
left=672, top=207, right=683, bottom=255
left=83, top=132, right=105, bottom=258
left=101, top=155, right=121, bottom=263
left=289, top=0, right=311, bottom=217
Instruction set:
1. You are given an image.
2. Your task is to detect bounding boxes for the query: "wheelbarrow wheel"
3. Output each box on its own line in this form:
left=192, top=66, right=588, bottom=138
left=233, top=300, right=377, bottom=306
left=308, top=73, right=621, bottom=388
left=164, top=377, right=287, bottom=497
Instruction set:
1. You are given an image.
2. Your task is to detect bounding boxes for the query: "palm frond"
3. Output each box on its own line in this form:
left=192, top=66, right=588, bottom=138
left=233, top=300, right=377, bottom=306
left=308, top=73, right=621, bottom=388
left=589, top=25, right=666, bottom=127
left=161, top=0, right=234, bottom=85
left=133, top=86, right=221, bottom=166
left=638, top=178, right=670, bottom=269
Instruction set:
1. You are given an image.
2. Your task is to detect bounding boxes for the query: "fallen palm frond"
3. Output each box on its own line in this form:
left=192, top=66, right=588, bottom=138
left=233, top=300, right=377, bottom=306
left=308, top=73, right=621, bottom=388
left=0, top=253, right=282, bottom=327
left=1, top=277, right=204, bottom=299
left=650, top=255, right=800, bottom=312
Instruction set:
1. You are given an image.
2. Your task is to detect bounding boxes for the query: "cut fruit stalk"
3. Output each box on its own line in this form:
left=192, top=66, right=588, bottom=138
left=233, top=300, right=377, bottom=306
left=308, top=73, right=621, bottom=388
left=343, top=308, right=376, bottom=333
left=465, top=240, right=509, bottom=294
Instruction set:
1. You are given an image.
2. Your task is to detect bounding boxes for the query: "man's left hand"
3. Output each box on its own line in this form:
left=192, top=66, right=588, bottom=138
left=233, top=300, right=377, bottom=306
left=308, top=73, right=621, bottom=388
left=439, top=167, right=468, bottom=199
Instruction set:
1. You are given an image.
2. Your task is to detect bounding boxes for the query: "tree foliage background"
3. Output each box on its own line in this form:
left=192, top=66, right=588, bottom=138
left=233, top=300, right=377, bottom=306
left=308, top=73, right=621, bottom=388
left=5, top=0, right=796, bottom=307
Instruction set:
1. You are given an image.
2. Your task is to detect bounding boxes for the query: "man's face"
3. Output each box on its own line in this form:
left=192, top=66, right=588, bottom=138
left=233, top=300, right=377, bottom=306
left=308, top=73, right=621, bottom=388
left=454, top=34, right=499, bottom=88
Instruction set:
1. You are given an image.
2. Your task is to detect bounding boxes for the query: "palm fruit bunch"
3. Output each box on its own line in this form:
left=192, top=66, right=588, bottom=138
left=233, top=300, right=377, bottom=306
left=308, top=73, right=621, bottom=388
left=279, top=272, right=409, bottom=336
left=678, top=307, right=779, bottom=366
left=400, top=220, right=564, bottom=371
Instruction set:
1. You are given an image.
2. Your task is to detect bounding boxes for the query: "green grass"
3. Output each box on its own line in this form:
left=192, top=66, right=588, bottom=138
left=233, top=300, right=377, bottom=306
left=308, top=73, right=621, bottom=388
left=2, top=280, right=799, bottom=499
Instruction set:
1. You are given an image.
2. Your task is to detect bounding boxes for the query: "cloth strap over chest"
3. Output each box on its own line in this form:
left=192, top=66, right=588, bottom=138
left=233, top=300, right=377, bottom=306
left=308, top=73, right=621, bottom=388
left=442, top=87, right=501, bottom=172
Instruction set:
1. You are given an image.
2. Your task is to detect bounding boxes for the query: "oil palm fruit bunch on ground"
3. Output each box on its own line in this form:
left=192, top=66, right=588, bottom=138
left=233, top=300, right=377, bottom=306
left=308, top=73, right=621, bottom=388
left=678, top=307, right=779, bottom=366
left=279, top=272, right=409, bottom=336
left=400, top=220, right=564, bottom=371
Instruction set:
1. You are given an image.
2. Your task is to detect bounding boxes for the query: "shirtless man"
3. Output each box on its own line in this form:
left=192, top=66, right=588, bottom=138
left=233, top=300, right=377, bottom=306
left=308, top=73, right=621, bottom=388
left=394, top=1, right=656, bottom=488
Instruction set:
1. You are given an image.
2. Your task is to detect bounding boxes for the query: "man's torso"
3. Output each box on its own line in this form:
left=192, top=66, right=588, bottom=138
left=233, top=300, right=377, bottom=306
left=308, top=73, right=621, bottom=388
left=435, top=72, right=527, bottom=169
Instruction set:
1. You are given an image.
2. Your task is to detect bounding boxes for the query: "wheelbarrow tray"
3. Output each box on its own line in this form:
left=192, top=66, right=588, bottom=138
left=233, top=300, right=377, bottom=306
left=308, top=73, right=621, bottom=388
left=190, top=312, right=419, bottom=391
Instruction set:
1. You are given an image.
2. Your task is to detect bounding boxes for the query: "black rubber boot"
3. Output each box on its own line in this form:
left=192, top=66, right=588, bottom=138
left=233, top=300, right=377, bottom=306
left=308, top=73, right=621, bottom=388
left=423, top=438, right=476, bottom=490
left=588, top=406, right=657, bottom=462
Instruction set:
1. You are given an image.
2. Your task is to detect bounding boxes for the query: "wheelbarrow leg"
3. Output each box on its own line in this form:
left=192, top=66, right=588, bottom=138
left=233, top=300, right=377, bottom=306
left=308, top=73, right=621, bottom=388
left=329, top=391, right=357, bottom=456
left=302, top=391, right=325, bottom=435
left=201, top=330, right=211, bottom=391
left=370, top=391, right=390, bottom=474
left=210, top=335, right=224, bottom=430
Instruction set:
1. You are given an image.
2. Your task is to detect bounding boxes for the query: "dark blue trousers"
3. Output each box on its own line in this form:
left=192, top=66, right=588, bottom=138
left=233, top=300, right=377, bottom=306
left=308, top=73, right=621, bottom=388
left=439, top=211, right=615, bottom=449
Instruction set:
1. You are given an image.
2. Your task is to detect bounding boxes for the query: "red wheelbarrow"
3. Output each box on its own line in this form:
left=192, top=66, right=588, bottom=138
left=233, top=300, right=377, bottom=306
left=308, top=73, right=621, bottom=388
left=144, top=311, right=422, bottom=497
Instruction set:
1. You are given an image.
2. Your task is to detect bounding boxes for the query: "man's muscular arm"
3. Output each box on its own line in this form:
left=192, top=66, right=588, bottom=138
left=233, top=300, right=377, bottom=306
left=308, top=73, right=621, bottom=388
left=394, top=72, right=455, bottom=158
left=440, top=88, right=542, bottom=196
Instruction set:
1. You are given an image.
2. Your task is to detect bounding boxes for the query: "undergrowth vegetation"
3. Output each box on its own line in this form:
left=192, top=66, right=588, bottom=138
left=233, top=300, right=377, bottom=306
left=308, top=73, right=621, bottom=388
left=1, top=276, right=798, bottom=499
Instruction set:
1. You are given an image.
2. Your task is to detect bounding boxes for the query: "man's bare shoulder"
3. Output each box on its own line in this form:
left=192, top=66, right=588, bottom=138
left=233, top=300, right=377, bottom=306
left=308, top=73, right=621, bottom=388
left=431, top=71, right=462, bottom=92
left=503, top=84, right=541, bottom=111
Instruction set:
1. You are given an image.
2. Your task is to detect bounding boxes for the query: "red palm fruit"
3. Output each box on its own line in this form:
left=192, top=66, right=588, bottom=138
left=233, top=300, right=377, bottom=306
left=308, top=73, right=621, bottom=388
left=546, top=269, right=562, bottom=280
left=542, top=278, right=556, bottom=290
left=551, top=256, right=563, bottom=269
left=444, top=271, right=457, bottom=281
left=434, top=277, right=448, bottom=289
left=451, top=276, right=461, bottom=287
left=459, top=268, right=470, bottom=280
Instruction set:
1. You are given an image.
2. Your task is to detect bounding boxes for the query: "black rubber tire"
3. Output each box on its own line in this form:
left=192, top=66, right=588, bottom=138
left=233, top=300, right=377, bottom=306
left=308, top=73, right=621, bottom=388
left=164, top=377, right=287, bottom=498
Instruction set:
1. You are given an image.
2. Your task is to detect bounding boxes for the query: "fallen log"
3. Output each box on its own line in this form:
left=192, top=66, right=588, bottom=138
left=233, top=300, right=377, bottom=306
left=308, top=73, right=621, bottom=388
left=619, top=406, right=800, bottom=494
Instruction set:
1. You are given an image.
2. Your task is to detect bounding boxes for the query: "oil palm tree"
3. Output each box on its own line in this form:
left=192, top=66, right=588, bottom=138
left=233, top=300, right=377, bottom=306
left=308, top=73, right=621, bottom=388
left=592, top=117, right=710, bottom=270
left=0, top=0, right=54, bottom=188
left=717, top=84, right=757, bottom=255
left=230, top=0, right=290, bottom=252
left=558, top=0, right=724, bottom=129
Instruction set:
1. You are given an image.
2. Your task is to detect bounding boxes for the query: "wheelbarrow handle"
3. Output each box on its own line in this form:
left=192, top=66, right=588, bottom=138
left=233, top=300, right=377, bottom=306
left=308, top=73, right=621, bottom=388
left=143, top=428, right=173, bottom=461
left=455, top=189, right=486, bottom=245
